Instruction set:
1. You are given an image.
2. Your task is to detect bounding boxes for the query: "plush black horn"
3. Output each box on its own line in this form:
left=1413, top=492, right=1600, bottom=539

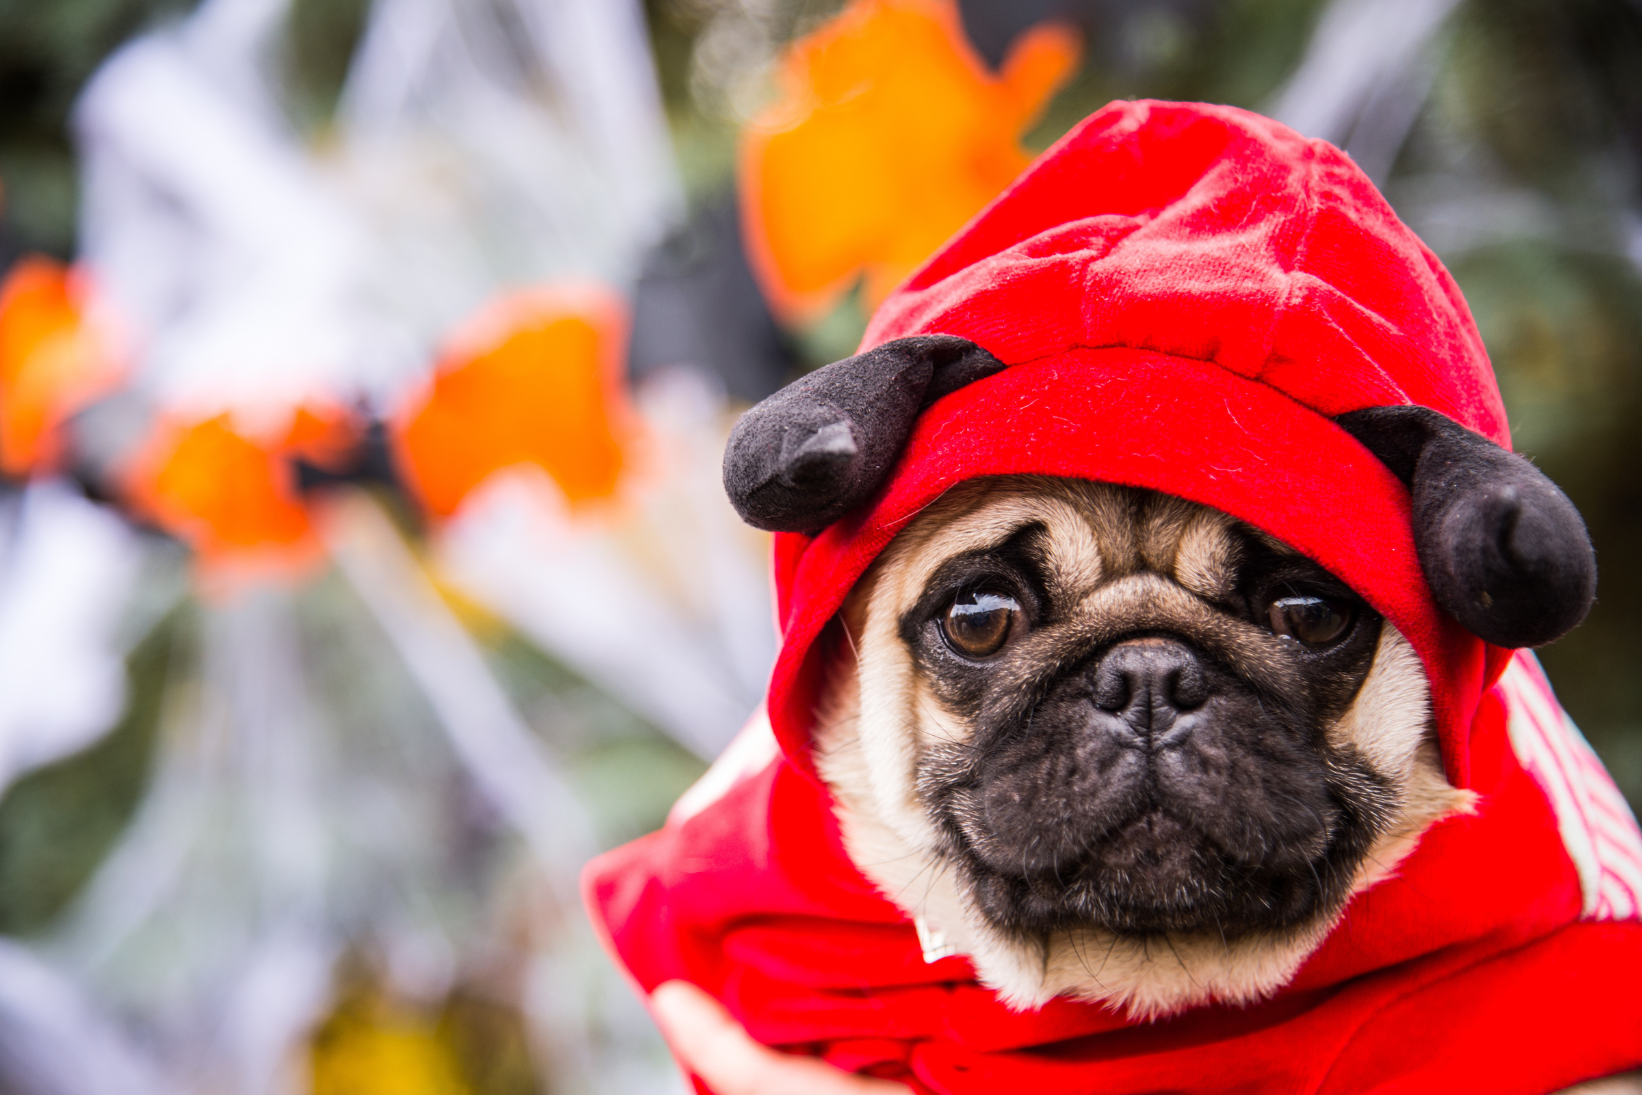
left=723, top=335, right=1006, bottom=532
left=1335, top=404, right=1596, bottom=648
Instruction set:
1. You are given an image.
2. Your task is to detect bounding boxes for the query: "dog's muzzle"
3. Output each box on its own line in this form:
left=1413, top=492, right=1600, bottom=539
left=926, top=635, right=1385, bottom=939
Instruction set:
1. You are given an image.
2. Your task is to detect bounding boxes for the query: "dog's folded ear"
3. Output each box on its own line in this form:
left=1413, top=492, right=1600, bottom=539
left=1335, top=404, right=1596, bottom=648
left=723, top=335, right=1006, bottom=532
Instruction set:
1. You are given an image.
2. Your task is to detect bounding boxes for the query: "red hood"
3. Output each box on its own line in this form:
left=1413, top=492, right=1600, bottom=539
left=586, top=102, right=1642, bottom=1094
left=769, top=99, right=1506, bottom=791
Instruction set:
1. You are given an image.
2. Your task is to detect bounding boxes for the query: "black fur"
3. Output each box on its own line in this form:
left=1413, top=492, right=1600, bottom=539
left=902, top=508, right=1391, bottom=938
left=722, top=335, right=1006, bottom=531
left=1335, top=405, right=1596, bottom=648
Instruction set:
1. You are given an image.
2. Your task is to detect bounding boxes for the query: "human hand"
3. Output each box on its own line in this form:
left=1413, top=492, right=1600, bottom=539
left=649, top=980, right=913, bottom=1095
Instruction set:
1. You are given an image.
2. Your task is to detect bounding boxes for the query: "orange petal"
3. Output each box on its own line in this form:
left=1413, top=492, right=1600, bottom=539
left=126, top=413, right=314, bottom=557
left=740, top=0, right=1082, bottom=319
left=999, top=21, right=1083, bottom=129
left=393, top=285, right=632, bottom=518
left=0, top=257, right=121, bottom=477
left=284, top=402, right=358, bottom=471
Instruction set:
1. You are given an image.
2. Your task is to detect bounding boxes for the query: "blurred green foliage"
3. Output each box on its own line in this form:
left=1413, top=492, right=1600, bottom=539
left=0, top=0, right=368, bottom=255
left=1026, top=0, right=1330, bottom=148
left=283, top=0, right=371, bottom=135
left=0, top=0, right=196, bottom=255
left=643, top=0, right=739, bottom=200
left=1458, top=241, right=1642, bottom=798
left=643, top=0, right=847, bottom=200
left=480, top=630, right=706, bottom=850
left=1416, top=1, right=1642, bottom=802
left=1443, top=0, right=1642, bottom=198
left=0, top=605, right=180, bottom=935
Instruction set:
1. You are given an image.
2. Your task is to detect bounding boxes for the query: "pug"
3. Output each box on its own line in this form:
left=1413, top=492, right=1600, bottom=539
left=717, top=333, right=1626, bottom=1059
left=810, top=474, right=1468, bottom=1015
left=612, top=97, right=1642, bottom=1092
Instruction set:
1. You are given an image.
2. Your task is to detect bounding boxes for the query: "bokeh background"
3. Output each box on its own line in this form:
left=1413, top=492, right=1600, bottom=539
left=0, top=0, right=1638, bottom=1092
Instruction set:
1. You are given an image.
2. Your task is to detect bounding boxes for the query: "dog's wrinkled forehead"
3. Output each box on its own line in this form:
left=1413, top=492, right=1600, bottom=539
left=871, top=475, right=1294, bottom=610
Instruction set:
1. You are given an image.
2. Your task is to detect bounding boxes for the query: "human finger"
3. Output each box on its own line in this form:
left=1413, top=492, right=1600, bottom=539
left=649, top=980, right=911, bottom=1095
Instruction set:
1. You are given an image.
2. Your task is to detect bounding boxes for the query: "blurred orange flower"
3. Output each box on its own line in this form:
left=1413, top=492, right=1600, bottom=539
left=125, top=405, right=354, bottom=567
left=740, top=0, right=1080, bottom=318
left=0, top=256, right=122, bottom=477
left=393, top=285, right=633, bottom=519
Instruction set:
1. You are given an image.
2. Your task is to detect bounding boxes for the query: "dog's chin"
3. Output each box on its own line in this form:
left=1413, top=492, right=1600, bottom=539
left=960, top=806, right=1362, bottom=938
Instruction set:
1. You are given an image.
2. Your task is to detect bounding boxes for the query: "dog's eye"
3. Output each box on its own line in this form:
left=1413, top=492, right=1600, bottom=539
left=942, top=591, right=1021, bottom=658
left=1267, top=596, right=1353, bottom=647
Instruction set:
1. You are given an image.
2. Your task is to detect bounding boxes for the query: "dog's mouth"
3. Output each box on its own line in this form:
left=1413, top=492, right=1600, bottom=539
left=943, top=799, right=1372, bottom=938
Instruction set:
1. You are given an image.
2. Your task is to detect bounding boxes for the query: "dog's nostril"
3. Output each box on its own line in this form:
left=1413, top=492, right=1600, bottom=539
left=1165, top=662, right=1209, bottom=710
left=1094, top=671, right=1130, bottom=712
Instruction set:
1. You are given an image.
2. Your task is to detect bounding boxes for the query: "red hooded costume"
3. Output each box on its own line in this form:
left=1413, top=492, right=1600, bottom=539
left=584, top=101, right=1642, bottom=1093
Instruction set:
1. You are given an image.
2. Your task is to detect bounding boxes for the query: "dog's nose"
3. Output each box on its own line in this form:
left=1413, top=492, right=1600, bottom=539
left=1092, top=639, right=1209, bottom=739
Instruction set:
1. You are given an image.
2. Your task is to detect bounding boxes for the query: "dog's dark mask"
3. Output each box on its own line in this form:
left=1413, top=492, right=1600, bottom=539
left=891, top=494, right=1392, bottom=938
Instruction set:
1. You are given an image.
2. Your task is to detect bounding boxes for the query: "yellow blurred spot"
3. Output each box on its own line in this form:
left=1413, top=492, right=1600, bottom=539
left=0, top=256, right=121, bottom=477
left=740, top=0, right=1080, bottom=317
left=393, top=285, right=633, bottom=519
left=124, top=405, right=353, bottom=565
left=310, top=1005, right=472, bottom=1095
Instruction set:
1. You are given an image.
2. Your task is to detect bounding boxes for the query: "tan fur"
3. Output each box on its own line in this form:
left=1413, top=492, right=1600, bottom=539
left=817, top=477, right=1476, bottom=1018
left=1557, top=1073, right=1642, bottom=1094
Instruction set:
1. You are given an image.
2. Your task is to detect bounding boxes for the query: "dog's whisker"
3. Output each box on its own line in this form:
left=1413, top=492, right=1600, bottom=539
left=853, top=851, right=928, bottom=868
left=1093, top=931, right=1121, bottom=981
left=1066, top=926, right=1102, bottom=987
left=839, top=616, right=861, bottom=661
left=1162, top=933, right=1199, bottom=989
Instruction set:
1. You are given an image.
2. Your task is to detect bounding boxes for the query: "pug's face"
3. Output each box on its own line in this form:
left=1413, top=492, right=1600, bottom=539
left=817, top=476, right=1465, bottom=1011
